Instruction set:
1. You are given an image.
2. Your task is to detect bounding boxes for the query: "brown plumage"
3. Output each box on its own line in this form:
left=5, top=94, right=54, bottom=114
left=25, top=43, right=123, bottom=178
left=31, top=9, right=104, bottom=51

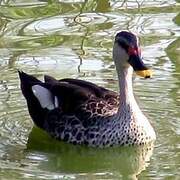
left=44, top=75, right=119, bottom=116
left=19, top=31, right=156, bottom=147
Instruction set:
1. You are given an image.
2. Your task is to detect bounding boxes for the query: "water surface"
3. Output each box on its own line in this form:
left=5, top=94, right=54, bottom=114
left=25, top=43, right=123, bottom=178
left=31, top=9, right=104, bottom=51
left=0, top=0, right=179, bottom=179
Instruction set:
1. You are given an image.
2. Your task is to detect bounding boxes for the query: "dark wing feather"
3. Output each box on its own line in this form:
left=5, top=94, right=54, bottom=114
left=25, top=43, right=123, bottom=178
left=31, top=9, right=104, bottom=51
left=44, top=75, right=119, bottom=116
left=45, top=75, right=111, bottom=98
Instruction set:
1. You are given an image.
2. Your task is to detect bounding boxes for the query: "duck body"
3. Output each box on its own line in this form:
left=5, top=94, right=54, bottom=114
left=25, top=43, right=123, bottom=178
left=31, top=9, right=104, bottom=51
left=19, top=31, right=156, bottom=147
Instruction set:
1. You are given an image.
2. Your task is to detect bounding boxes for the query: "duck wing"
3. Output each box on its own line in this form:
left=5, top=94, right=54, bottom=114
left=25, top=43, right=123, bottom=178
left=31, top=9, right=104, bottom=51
left=44, top=75, right=119, bottom=116
left=19, top=71, right=119, bottom=127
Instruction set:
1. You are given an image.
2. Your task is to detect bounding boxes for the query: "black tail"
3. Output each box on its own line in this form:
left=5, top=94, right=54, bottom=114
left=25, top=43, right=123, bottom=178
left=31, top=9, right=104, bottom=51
left=18, top=71, right=48, bottom=129
left=18, top=71, right=42, bottom=97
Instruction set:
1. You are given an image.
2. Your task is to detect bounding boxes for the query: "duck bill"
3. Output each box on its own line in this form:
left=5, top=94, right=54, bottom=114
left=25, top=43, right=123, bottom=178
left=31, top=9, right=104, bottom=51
left=128, top=55, right=152, bottom=78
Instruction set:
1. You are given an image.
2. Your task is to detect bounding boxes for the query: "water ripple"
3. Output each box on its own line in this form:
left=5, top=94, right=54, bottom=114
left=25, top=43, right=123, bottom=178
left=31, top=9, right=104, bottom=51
left=0, top=0, right=179, bottom=179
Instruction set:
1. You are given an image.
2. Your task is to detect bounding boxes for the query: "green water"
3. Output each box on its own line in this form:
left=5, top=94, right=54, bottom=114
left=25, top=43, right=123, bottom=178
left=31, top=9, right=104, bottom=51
left=0, top=0, right=179, bottom=179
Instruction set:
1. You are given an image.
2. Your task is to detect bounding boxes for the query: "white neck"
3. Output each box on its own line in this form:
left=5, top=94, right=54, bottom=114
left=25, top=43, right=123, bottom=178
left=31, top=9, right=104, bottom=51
left=116, top=66, right=140, bottom=117
left=112, top=43, right=142, bottom=120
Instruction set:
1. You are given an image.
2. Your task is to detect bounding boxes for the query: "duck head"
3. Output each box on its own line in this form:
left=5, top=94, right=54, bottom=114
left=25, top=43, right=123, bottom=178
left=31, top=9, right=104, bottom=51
left=113, top=31, right=152, bottom=78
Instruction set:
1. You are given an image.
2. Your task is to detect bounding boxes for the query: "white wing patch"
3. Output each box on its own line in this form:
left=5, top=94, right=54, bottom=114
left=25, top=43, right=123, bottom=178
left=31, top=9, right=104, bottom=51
left=32, top=85, right=58, bottom=110
left=54, top=96, right=59, bottom=108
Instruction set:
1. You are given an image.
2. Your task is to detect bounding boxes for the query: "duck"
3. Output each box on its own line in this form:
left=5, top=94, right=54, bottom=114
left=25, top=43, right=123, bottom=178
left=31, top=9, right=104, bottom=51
left=18, top=31, right=156, bottom=147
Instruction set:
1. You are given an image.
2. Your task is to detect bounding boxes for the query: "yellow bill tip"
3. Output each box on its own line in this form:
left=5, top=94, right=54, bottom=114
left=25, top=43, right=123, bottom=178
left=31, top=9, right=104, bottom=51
left=135, top=69, right=153, bottom=78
